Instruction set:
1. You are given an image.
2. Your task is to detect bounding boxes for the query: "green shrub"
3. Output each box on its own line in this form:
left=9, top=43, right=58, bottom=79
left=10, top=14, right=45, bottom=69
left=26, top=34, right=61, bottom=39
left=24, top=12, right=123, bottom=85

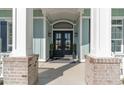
left=122, top=78, right=124, bottom=84
left=50, top=44, right=54, bottom=51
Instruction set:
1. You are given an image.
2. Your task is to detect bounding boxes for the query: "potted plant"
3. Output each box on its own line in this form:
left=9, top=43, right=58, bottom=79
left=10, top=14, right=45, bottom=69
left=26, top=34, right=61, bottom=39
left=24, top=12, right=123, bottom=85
left=72, top=44, right=76, bottom=59
left=121, top=77, right=124, bottom=84
left=49, top=44, right=54, bottom=58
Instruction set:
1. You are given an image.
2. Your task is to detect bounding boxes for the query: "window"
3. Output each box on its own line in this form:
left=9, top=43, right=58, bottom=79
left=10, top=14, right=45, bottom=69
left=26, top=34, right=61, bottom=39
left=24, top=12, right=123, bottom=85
left=111, top=19, right=123, bottom=53
left=7, top=22, right=12, bottom=52
left=53, top=22, right=73, bottom=29
left=0, top=21, right=12, bottom=53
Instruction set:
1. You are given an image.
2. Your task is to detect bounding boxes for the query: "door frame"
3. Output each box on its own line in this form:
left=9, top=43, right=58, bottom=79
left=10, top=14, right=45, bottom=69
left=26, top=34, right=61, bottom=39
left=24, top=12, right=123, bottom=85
left=52, top=20, right=74, bottom=45
left=51, top=20, right=75, bottom=58
left=53, top=31, right=73, bottom=57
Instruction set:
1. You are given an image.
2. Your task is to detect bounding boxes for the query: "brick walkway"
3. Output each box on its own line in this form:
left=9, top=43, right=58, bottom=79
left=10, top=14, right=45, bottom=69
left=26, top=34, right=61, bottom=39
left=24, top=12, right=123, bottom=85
left=37, top=62, right=86, bottom=85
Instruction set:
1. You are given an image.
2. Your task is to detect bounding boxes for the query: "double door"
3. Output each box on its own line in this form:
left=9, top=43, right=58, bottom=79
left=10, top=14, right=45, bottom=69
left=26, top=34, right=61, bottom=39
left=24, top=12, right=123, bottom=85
left=53, top=31, right=73, bottom=57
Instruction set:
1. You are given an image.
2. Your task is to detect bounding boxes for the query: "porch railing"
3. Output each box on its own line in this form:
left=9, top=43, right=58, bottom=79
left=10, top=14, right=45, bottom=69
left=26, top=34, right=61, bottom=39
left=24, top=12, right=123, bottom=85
left=0, top=53, right=9, bottom=78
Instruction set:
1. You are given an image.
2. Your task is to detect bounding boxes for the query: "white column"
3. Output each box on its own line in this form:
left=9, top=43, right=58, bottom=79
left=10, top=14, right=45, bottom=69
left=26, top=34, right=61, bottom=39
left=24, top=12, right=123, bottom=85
left=90, top=8, right=111, bottom=57
left=10, top=8, right=33, bottom=57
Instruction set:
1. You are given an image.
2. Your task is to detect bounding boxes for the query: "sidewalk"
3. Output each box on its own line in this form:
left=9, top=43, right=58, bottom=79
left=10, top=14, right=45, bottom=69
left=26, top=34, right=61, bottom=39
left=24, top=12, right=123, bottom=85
left=37, top=62, right=86, bottom=85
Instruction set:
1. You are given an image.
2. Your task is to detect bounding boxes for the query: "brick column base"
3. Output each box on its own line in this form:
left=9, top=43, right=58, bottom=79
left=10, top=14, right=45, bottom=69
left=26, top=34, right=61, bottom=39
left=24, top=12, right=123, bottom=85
left=85, top=55, right=121, bottom=85
left=3, top=54, right=39, bottom=85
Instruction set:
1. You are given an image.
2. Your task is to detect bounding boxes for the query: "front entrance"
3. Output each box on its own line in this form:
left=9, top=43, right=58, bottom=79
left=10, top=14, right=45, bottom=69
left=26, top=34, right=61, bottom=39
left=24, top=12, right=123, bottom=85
left=53, top=31, right=73, bottom=57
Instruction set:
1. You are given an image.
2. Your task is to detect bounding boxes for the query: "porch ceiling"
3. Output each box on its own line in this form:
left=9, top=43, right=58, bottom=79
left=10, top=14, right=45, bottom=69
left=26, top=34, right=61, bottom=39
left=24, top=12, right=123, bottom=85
left=41, top=8, right=83, bottom=23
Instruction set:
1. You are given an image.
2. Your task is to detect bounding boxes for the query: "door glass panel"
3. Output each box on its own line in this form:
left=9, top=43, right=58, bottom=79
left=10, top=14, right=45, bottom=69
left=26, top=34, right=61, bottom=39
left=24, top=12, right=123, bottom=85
left=65, top=33, right=71, bottom=50
left=55, top=33, right=61, bottom=50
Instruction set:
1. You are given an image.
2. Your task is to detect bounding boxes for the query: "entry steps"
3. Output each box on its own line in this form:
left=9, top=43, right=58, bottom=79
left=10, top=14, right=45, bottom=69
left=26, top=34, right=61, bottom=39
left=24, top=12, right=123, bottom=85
left=48, top=55, right=78, bottom=63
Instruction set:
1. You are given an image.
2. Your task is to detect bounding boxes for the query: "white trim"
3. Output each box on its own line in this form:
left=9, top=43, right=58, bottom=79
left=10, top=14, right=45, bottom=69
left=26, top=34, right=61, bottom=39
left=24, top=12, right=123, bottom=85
left=75, top=15, right=80, bottom=24
left=33, top=17, right=45, bottom=19
left=73, top=25, right=75, bottom=45
left=38, top=59, right=46, bottom=62
left=33, top=8, right=42, bottom=10
left=53, top=29, right=74, bottom=31
left=52, top=23, right=53, bottom=43
left=80, top=59, right=85, bottom=62
left=0, top=8, right=12, bottom=10
left=46, top=16, right=51, bottom=24
left=12, top=8, right=16, bottom=52
left=52, top=19, right=75, bottom=25
left=112, top=16, right=124, bottom=19
left=112, top=25, right=123, bottom=27
left=43, top=17, right=47, bottom=60
left=38, top=57, right=49, bottom=62
left=81, top=16, right=90, bottom=19
left=0, top=17, right=12, bottom=22
left=80, top=12, right=83, bottom=61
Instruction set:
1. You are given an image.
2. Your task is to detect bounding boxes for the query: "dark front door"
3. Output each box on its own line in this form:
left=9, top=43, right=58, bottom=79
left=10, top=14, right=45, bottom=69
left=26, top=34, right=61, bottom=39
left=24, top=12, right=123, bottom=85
left=53, top=31, right=73, bottom=57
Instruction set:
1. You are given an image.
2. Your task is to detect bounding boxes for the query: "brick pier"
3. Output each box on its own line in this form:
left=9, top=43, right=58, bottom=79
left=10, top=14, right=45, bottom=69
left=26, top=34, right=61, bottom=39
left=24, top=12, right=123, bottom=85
left=85, top=55, right=121, bottom=85
left=3, top=55, right=38, bottom=85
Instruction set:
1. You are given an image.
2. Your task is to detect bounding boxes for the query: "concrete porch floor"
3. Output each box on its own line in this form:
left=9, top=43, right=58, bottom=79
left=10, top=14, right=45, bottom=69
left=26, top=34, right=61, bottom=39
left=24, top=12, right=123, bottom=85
left=37, top=62, right=86, bottom=85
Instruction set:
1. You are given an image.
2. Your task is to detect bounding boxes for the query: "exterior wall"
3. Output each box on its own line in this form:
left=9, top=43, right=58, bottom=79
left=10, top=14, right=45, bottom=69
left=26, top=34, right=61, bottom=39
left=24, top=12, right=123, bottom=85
left=112, top=8, right=124, bottom=16
left=74, top=18, right=80, bottom=59
left=33, top=18, right=45, bottom=60
left=46, top=19, right=52, bottom=60
left=73, top=8, right=91, bottom=61
left=0, top=10, right=12, bottom=17
left=80, top=8, right=90, bottom=61
left=33, top=9, right=43, bottom=17
left=81, top=18, right=90, bottom=59
left=83, top=8, right=90, bottom=16
left=33, top=17, right=52, bottom=61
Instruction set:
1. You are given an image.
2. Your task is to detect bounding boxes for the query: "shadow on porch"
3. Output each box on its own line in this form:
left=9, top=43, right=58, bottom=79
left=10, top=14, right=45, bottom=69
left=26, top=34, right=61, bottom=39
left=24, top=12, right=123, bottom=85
left=37, top=62, right=85, bottom=85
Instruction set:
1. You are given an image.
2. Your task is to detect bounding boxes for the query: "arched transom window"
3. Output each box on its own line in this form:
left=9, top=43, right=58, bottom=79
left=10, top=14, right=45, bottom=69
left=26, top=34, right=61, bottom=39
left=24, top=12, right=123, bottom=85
left=53, top=21, right=73, bottom=29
